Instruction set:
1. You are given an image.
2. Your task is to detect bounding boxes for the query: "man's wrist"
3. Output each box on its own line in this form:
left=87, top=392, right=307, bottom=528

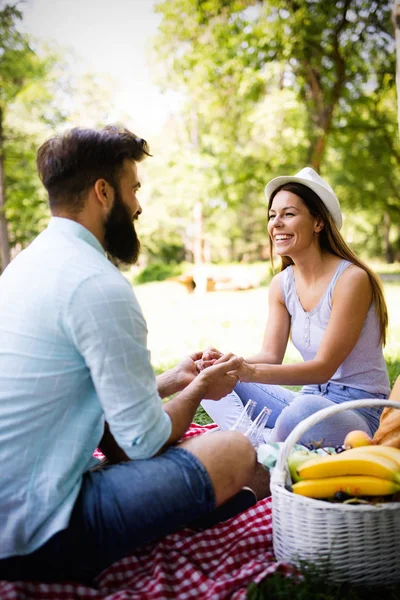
left=157, top=366, right=179, bottom=398
left=178, top=370, right=208, bottom=404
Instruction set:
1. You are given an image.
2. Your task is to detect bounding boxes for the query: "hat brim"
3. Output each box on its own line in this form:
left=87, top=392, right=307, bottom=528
left=264, top=175, right=343, bottom=230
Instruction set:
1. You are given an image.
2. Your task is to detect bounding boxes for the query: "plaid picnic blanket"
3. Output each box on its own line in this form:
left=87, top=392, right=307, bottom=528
left=0, top=424, right=295, bottom=600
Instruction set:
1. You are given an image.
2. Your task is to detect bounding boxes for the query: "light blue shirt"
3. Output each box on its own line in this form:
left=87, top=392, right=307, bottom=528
left=0, top=217, right=172, bottom=558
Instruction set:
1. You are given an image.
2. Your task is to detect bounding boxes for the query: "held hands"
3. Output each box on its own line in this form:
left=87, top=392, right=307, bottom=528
left=198, top=353, right=244, bottom=400
left=195, top=346, right=255, bottom=384
left=172, top=347, right=225, bottom=392
left=195, top=346, right=223, bottom=372
left=174, top=346, right=252, bottom=399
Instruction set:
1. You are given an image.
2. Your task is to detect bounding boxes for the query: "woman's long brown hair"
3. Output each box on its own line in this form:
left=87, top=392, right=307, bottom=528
left=268, top=182, right=388, bottom=345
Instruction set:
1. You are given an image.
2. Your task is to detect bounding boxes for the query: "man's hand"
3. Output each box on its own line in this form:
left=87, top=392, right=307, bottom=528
left=175, top=351, right=203, bottom=389
left=157, top=351, right=203, bottom=398
left=198, top=353, right=243, bottom=400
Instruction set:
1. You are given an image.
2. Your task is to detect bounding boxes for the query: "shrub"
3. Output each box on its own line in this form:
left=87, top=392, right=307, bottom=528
left=134, top=262, right=183, bottom=284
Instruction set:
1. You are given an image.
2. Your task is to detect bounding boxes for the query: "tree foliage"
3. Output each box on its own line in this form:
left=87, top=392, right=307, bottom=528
left=148, top=0, right=400, bottom=263
left=0, top=3, right=116, bottom=271
left=0, top=1, right=50, bottom=271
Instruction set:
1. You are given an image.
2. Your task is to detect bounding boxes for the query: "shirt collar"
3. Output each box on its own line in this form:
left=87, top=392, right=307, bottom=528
left=47, top=217, right=106, bottom=256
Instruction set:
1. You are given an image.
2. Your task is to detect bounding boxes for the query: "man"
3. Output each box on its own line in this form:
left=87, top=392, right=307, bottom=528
left=0, top=126, right=257, bottom=583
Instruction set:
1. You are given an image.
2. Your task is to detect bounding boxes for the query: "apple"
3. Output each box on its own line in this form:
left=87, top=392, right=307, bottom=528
left=288, top=450, right=315, bottom=483
left=343, top=430, right=375, bottom=449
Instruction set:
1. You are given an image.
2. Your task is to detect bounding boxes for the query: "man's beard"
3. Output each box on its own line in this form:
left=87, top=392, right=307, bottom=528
left=104, top=188, right=141, bottom=265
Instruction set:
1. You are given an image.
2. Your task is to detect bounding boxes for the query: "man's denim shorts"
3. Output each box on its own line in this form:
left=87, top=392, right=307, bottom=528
left=0, top=446, right=216, bottom=584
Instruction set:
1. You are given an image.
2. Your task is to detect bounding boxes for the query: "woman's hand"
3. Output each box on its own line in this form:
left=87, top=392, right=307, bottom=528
left=195, top=346, right=224, bottom=372
left=231, top=360, right=256, bottom=383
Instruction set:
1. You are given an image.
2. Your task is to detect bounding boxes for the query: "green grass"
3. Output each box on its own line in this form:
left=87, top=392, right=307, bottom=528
left=246, top=570, right=400, bottom=599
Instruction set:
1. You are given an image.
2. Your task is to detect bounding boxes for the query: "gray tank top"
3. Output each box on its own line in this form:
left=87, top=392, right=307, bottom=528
left=280, top=259, right=390, bottom=395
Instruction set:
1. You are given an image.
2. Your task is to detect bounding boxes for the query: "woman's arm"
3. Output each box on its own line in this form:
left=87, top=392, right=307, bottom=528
left=236, top=266, right=373, bottom=385
left=245, top=273, right=291, bottom=365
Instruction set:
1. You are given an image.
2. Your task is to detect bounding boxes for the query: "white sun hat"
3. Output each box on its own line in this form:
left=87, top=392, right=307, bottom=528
left=264, top=167, right=343, bottom=229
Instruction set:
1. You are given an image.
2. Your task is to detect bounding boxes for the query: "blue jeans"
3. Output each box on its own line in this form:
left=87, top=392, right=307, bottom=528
left=0, top=447, right=215, bottom=584
left=201, top=382, right=388, bottom=447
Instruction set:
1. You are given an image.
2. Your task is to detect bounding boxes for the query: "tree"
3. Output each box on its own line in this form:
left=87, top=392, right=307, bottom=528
left=326, top=82, right=400, bottom=262
left=395, top=0, right=400, bottom=135
left=155, top=0, right=394, bottom=171
left=0, top=4, right=117, bottom=271
left=150, top=0, right=398, bottom=263
left=0, top=1, right=48, bottom=272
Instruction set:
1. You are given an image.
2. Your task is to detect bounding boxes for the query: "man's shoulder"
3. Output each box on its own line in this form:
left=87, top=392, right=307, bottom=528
left=8, top=228, right=131, bottom=300
left=37, top=226, right=122, bottom=279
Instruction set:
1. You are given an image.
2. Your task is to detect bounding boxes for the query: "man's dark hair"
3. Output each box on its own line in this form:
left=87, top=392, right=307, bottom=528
left=36, top=125, right=150, bottom=213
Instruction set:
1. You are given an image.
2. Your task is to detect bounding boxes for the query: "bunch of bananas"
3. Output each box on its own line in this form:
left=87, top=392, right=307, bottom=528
left=290, top=444, right=400, bottom=499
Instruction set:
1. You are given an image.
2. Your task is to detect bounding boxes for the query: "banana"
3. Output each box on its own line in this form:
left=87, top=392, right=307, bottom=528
left=297, top=450, right=400, bottom=483
left=292, top=476, right=400, bottom=498
left=341, top=444, right=400, bottom=468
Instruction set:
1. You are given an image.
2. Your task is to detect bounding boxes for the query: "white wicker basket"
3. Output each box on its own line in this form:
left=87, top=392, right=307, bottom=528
left=270, top=399, right=400, bottom=585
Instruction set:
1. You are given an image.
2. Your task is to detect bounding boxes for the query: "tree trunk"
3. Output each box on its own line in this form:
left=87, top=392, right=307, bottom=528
left=0, top=108, right=11, bottom=273
left=304, top=0, right=349, bottom=171
left=192, top=200, right=204, bottom=265
left=394, top=0, right=400, bottom=137
left=190, top=108, right=205, bottom=266
left=309, top=131, right=327, bottom=174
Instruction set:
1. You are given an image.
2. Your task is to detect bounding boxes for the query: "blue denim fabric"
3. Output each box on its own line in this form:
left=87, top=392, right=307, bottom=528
left=234, top=381, right=295, bottom=426
left=0, top=447, right=215, bottom=584
left=300, top=382, right=387, bottom=433
left=234, top=381, right=388, bottom=446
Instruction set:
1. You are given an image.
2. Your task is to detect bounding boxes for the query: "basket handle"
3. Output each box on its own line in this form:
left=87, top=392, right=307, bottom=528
left=271, top=399, right=400, bottom=487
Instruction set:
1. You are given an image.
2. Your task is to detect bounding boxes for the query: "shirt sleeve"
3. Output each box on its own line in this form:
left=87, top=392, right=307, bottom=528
left=63, top=271, right=172, bottom=459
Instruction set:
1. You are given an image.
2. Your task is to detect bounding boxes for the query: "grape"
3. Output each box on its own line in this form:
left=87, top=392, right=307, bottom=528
left=335, top=445, right=346, bottom=454
left=334, top=491, right=351, bottom=502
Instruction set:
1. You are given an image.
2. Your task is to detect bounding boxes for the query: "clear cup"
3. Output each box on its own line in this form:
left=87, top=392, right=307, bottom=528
left=244, top=406, right=272, bottom=447
left=229, top=399, right=256, bottom=433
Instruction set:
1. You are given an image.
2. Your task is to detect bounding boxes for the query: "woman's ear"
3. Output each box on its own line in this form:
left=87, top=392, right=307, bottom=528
left=314, top=217, right=324, bottom=233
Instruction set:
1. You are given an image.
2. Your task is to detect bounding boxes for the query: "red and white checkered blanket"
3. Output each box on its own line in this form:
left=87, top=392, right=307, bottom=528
left=0, top=424, right=295, bottom=600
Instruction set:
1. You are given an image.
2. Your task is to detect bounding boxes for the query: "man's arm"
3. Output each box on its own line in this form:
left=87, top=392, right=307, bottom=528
left=67, top=274, right=242, bottom=461
left=98, top=353, right=241, bottom=463
left=161, top=353, right=242, bottom=446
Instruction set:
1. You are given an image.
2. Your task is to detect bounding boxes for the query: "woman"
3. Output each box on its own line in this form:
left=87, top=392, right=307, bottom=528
left=201, top=167, right=390, bottom=446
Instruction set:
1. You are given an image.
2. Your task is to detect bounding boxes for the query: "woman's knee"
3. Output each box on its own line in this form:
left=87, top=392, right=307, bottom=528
left=271, top=394, right=335, bottom=443
left=201, top=392, right=244, bottom=430
left=271, top=394, right=371, bottom=446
